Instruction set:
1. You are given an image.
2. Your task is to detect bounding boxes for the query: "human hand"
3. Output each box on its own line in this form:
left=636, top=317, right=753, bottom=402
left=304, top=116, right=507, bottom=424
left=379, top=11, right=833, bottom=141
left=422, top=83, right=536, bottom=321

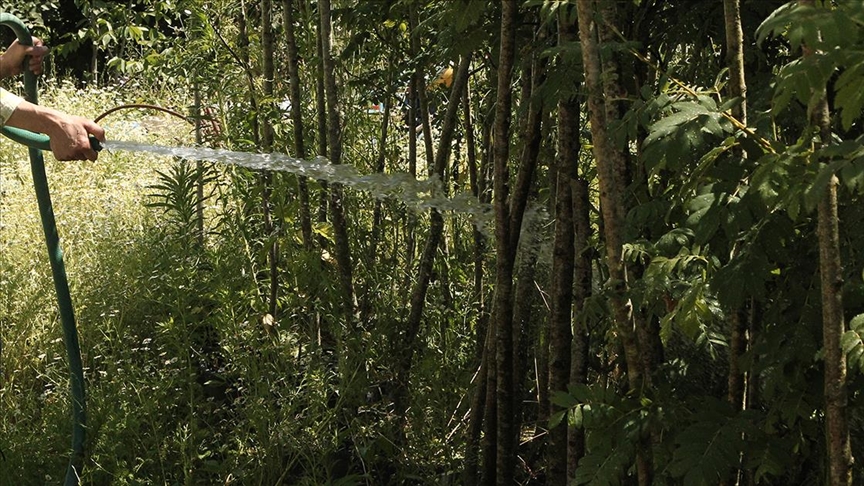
left=0, top=37, right=48, bottom=78
left=46, top=114, right=105, bottom=161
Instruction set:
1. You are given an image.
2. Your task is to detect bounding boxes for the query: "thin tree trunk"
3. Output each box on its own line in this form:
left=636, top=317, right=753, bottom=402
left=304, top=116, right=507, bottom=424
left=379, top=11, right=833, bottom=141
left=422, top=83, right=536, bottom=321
left=511, top=37, right=546, bottom=449
left=547, top=12, right=577, bottom=484
left=798, top=2, right=852, bottom=484
left=364, top=90, right=393, bottom=322
left=568, top=177, right=591, bottom=476
left=723, top=3, right=749, bottom=483
left=394, top=54, right=472, bottom=420
left=319, top=0, right=355, bottom=322
left=463, top=82, right=487, bottom=362
left=463, top=79, right=489, bottom=486
left=482, top=315, right=498, bottom=485
left=818, top=172, right=851, bottom=486
left=492, top=2, right=519, bottom=484
left=314, top=15, right=329, bottom=250
left=577, top=1, right=650, bottom=484
left=284, top=0, right=313, bottom=250
left=261, top=0, right=278, bottom=321
left=310, top=1, right=334, bottom=354
left=193, top=82, right=205, bottom=249
left=369, top=89, right=393, bottom=267
left=723, top=0, right=747, bottom=126
left=464, top=322, right=493, bottom=486
left=238, top=0, right=260, bottom=146
left=410, top=3, right=435, bottom=175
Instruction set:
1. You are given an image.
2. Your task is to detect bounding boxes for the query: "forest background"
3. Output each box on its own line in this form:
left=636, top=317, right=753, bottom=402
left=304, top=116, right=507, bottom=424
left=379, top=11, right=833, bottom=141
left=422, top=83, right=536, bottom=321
left=1, top=0, right=863, bottom=485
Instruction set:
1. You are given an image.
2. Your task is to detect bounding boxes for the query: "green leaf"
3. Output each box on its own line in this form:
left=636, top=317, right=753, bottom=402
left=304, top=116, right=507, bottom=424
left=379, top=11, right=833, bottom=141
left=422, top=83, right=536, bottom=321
left=668, top=416, right=744, bottom=486
left=835, top=60, right=864, bottom=131
left=549, top=410, right=566, bottom=429
left=843, top=313, right=864, bottom=373
left=550, top=390, right=580, bottom=409
left=574, top=447, right=630, bottom=486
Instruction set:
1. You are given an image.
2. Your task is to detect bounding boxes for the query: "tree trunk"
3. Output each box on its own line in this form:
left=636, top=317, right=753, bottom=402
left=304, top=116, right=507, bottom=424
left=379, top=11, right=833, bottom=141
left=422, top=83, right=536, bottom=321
left=482, top=315, right=498, bottom=485
left=463, top=78, right=489, bottom=486
left=723, top=0, right=747, bottom=126
left=798, top=2, right=853, bottom=484
left=463, top=82, right=487, bottom=362
left=369, top=88, right=393, bottom=270
left=492, top=1, right=519, bottom=484
left=193, top=82, right=205, bottom=249
left=818, top=172, right=852, bottom=486
left=261, top=0, right=279, bottom=321
left=319, top=0, right=355, bottom=323
left=577, top=0, right=650, bottom=484
left=311, top=1, right=335, bottom=355
left=721, top=4, right=749, bottom=483
left=394, top=53, right=472, bottom=422
left=464, top=324, right=492, bottom=486
left=284, top=0, right=313, bottom=250
left=511, top=35, right=546, bottom=450
left=569, top=177, right=591, bottom=477
left=547, top=12, right=578, bottom=485
left=724, top=0, right=748, bottom=412
left=410, top=4, right=436, bottom=175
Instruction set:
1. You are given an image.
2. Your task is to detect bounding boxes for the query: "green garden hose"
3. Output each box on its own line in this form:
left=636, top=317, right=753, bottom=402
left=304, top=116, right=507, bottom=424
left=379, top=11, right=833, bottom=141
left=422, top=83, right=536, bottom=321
left=0, top=14, right=87, bottom=485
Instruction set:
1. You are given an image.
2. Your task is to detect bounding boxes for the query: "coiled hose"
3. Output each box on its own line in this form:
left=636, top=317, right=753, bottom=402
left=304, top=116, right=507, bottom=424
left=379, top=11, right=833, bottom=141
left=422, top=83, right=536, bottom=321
left=0, top=14, right=86, bottom=486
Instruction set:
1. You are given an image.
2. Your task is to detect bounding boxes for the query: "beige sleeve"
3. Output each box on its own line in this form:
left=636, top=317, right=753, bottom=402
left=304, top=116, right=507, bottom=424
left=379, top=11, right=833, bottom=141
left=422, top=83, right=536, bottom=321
left=0, top=89, right=24, bottom=125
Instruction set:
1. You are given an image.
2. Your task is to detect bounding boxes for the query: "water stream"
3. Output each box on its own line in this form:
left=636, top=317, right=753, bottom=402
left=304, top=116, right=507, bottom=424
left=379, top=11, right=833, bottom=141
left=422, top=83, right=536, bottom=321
left=104, top=140, right=493, bottom=232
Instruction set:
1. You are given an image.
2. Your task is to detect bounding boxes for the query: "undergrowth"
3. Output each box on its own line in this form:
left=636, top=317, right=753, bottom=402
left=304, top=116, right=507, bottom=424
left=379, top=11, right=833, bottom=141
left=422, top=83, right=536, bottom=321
left=0, top=82, right=467, bottom=485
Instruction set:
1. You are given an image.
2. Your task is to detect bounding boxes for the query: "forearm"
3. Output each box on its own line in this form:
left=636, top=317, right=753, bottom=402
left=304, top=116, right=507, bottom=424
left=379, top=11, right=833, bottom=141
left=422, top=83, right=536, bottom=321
left=0, top=54, right=12, bottom=79
left=0, top=88, right=104, bottom=161
left=3, top=95, right=65, bottom=135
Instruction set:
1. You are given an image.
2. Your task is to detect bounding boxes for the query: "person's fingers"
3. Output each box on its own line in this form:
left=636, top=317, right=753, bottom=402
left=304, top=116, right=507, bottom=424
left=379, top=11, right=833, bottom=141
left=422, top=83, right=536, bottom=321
left=82, top=119, right=106, bottom=141
left=27, top=46, right=48, bottom=75
left=82, top=148, right=98, bottom=161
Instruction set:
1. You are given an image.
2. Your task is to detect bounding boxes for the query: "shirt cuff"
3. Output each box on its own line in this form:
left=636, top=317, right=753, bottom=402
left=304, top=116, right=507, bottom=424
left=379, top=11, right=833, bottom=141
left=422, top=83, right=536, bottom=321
left=0, top=89, right=24, bottom=125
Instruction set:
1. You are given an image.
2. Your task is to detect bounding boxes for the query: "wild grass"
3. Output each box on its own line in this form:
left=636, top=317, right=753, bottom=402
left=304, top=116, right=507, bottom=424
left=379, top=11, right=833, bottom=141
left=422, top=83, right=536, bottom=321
left=0, top=82, right=472, bottom=485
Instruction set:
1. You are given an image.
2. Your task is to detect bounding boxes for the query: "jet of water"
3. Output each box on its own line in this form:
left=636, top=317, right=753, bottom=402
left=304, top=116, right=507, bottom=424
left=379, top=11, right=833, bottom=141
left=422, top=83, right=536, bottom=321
left=103, top=140, right=493, bottom=233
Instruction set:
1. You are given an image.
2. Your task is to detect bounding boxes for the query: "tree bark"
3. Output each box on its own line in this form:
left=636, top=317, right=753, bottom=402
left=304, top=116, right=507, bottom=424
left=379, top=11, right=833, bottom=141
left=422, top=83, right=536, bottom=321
left=818, top=171, right=852, bottom=486
left=394, top=54, right=472, bottom=421
left=723, top=0, right=748, bottom=412
left=797, top=2, right=853, bottom=484
left=511, top=34, right=546, bottom=449
left=463, top=82, right=487, bottom=362
left=193, top=82, right=205, bottom=249
left=547, top=10, right=578, bottom=485
left=577, top=0, right=650, bottom=484
left=464, top=324, right=492, bottom=486
left=723, top=0, right=747, bottom=126
left=284, top=0, right=314, bottom=250
left=319, top=0, right=355, bottom=323
left=314, top=7, right=329, bottom=237
left=492, top=1, right=519, bottom=484
left=261, top=0, right=279, bottom=321
left=569, top=177, right=591, bottom=477
left=369, top=67, right=395, bottom=271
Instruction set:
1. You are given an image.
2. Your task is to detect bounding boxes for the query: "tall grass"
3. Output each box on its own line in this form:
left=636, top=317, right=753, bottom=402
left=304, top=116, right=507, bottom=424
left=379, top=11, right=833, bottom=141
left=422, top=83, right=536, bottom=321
left=0, top=82, right=471, bottom=485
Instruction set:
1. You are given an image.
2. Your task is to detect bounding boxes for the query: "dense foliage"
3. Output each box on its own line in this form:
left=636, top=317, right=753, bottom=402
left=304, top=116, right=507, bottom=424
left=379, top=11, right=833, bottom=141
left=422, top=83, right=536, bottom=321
left=3, top=0, right=864, bottom=484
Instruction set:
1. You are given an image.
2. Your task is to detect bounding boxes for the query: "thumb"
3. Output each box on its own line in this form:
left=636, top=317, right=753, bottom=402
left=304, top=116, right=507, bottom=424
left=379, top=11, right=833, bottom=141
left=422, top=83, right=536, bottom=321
left=82, top=119, right=106, bottom=141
